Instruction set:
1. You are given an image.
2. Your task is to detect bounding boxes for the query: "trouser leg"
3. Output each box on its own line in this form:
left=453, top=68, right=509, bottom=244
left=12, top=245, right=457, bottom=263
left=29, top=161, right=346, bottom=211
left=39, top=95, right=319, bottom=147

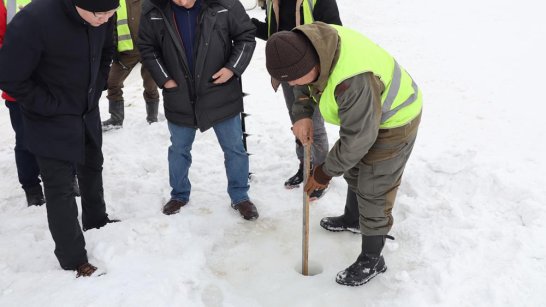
left=36, top=156, right=87, bottom=270
left=77, top=127, right=108, bottom=229
left=213, top=114, right=250, bottom=204
left=352, top=115, right=420, bottom=236
left=167, top=121, right=196, bottom=202
left=6, top=102, right=41, bottom=190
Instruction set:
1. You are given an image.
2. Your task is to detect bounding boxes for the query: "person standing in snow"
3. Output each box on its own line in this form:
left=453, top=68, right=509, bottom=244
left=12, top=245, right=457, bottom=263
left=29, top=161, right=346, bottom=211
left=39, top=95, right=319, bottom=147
left=265, top=22, right=422, bottom=286
left=0, top=0, right=121, bottom=277
left=1, top=0, right=81, bottom=207
left=102, top=0, right=161, bottom=130
left=138, top=0, right=258, bottom=220
left=251, top=0, right=341, bottom=200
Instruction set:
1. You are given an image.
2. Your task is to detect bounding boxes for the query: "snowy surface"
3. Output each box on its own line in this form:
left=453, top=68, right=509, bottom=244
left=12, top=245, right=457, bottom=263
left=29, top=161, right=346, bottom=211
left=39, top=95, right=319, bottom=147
left=1, top=0, right=546, bottom=306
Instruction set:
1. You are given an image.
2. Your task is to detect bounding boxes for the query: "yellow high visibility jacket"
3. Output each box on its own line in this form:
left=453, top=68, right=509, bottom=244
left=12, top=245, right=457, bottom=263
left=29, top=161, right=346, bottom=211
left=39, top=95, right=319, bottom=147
left=319, top=25, right=422, bottom=128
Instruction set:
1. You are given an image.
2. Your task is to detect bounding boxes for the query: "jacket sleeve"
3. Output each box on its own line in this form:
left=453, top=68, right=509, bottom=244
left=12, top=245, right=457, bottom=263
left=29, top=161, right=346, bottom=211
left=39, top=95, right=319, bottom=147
left=112, top=12, right=120, bottom=61
left=0, top=10, right=58, bottom=115
left=137, top=11, right=172, bottom=88
left=291, top=84, right=316, bottom=121
left=251, top=6, right=268, bottom=40
left=224, top=0, right=256, bottom=77
left=321, top=72, right=382, bottom=177
left=313, top=0, right=342, bottom=26
left=98, top=19, right=115, bottom=91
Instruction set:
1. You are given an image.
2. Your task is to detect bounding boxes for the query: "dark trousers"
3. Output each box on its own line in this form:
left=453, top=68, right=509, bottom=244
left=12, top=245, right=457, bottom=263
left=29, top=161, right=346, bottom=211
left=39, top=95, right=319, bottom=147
left=6, top=101, right=41, bottom=190
left=35, top=126, right=108, bottom=270
left=106, top=52, right=159, bottom=103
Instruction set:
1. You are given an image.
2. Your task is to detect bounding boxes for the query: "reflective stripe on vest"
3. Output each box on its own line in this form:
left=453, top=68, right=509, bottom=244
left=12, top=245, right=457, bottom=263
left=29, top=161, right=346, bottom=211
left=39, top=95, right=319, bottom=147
left=267, top=0, right=316, bottom=37
left=319, top=25, right=422, bottom=129
left=116, top=0, right=133, bottom=52
left=4, top=0, right=31, bottom=23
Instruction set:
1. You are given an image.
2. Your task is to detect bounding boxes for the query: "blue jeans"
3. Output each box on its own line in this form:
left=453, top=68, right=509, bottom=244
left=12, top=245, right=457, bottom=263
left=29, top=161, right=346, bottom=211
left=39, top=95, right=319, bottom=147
left=167, top=114, right=249, bottom=204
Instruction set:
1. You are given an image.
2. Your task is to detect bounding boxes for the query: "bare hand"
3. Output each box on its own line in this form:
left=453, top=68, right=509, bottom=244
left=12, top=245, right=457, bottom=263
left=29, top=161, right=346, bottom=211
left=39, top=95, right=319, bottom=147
left=292, top=118, right=313, bottom=145
left=164, top=79, right=178, bottom=89
left=211, top=67, right=234, bottom=84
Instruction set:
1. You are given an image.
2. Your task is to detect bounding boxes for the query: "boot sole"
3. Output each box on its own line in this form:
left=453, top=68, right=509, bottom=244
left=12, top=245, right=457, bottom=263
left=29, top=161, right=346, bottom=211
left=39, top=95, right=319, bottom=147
left=284, top=183, right=301, bottom=189
left=102, top=125, right=122, bottom=132
left=335, top=266, right=387, bottom=287
left=320, top=221, right=361, bottom=234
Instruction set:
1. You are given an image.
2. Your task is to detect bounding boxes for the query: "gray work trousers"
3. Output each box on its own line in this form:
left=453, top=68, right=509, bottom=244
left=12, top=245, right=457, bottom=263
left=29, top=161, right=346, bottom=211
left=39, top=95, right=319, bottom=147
left=343, top=113, right=421, bottom=236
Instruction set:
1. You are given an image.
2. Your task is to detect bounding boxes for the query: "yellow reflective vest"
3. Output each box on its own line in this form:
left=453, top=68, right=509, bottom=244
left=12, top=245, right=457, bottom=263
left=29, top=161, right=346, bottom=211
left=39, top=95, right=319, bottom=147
left=319, top=25, right=422, bottom=129
left=267, top=0, right=316, bottom=37
left=116, top=0, right=133, bottom=52
left=4, top=0, right=31, bottom=23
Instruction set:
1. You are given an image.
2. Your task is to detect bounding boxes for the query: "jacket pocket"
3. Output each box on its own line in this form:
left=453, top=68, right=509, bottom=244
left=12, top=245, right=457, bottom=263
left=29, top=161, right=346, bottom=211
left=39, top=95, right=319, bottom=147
left=163, top=86, right=179, bottom=93
left=358, top=142, right=410, bottom=196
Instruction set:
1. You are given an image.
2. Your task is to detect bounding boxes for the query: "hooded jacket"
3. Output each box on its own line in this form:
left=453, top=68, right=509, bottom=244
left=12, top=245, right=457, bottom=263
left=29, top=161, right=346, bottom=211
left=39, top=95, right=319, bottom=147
left=138, top=0, right=256, bottom=131
left=291, top=22, right=388, bottom=177
left=0, top=0, right=115, bottom=162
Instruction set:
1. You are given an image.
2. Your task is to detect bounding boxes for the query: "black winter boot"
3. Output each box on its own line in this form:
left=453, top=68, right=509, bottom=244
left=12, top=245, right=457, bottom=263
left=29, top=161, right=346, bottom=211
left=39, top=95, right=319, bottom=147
left=320, top=188, right=360, bottom=233
left=24, top=184, right=45, bottom=206
left=83, top=217, right=120, bottom=232
left=145, top=101, right=159, bottom=124
left=320, top=215, right=360, bottom=233
left=284, top=162, right=303, bottom=188
left=335, top=235, right=390, bottom=286
left=102, top=100, right=124, bottom=130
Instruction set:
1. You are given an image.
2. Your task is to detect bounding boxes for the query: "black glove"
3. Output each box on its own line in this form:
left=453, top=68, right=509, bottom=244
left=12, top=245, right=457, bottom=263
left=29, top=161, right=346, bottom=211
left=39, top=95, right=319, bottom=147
left=251, top=17, right=262, bottom=28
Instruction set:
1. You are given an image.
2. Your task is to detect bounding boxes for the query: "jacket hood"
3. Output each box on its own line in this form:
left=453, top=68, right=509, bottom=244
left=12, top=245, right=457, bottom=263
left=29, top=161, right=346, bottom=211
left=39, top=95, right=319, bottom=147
left=293, top=21, right=340, bottom=92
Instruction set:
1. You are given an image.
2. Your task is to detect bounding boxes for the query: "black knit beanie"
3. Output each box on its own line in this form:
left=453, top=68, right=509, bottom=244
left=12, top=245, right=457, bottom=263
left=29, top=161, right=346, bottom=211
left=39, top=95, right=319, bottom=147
left=74, top=0, right=120, bottom=12
left=266, top=31, right=319, bottom=82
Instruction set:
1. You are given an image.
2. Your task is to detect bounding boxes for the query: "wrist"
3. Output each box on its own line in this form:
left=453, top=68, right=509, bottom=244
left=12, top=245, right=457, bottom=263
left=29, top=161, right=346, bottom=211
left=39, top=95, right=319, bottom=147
left=313, top=164, right=332, bottom=185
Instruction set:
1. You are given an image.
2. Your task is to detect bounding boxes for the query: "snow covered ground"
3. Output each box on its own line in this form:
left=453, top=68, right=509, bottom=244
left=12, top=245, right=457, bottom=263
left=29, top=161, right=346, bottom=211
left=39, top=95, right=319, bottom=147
left=1, top=0, right=545, bottom=306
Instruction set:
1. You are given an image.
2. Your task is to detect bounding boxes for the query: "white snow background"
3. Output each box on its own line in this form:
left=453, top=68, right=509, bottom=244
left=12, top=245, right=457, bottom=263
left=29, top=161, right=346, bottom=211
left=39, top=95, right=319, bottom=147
left=1, top=0, right=545, bottom=306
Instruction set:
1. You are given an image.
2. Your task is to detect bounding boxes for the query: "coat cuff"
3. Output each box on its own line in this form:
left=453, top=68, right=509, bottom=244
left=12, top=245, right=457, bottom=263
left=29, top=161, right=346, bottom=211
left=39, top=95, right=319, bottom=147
left=314, top=164, right=332, bottom=185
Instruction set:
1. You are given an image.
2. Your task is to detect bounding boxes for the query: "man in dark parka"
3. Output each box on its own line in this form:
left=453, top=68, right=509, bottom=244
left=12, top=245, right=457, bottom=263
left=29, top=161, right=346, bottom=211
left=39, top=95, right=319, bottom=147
left=0, top=0, right=120, bottom=277
left=138, top=0, right=258, bottom=220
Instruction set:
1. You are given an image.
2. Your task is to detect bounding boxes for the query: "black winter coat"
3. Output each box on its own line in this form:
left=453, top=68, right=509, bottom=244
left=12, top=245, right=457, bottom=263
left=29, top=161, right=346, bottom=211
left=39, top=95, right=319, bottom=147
left=0, top=0, right=114, bottom=163
left=253, top=0, right=342, bottom=40
left=138, top=0, right=256, bottom=131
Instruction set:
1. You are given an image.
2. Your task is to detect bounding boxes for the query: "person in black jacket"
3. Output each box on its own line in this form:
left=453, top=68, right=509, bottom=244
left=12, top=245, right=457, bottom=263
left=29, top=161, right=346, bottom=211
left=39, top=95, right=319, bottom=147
left=0, top=0, right=120, bottom=277
left=138, top=0, right=258, bottom=220
left=251, top=0, right=342, bottom=200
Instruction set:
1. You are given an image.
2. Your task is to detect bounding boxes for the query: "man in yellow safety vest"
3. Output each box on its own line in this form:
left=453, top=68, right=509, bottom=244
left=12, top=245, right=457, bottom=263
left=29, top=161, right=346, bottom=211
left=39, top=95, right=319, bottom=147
left=265, top=22, right=422, bottom=286
left=102, top=0, right=160, bottom=130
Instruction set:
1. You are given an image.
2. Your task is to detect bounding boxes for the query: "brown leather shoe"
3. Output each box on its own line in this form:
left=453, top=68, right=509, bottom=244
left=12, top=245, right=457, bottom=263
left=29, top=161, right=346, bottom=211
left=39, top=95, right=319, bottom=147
left=232, top=200, right=259, bottom=220
left=162, top=199, right=187, bottom=215
left=76, top=263, right=97, bottom=278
